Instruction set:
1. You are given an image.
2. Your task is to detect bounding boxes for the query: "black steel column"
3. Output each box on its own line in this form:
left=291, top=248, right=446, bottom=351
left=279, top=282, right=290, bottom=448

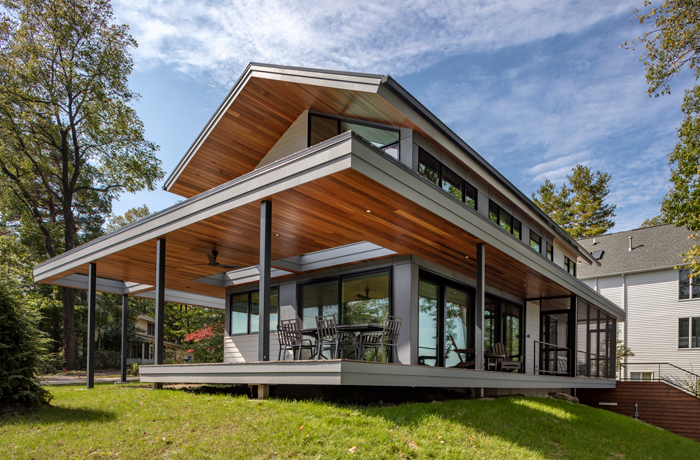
left=86, top=263, right=97, bottom=389
left=569, top=296, right=577, bottom=378
left=154, top=238, right=166, bottom=389
left=475, top=243, right=485, bottom=371
left=258, top=200, right=272, bottom=361
left=120, top=294, right=129, bottom=383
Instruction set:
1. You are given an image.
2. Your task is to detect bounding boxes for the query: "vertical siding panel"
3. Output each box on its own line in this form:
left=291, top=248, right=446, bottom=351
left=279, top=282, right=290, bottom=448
left=525, top=301, right=540, bottom=374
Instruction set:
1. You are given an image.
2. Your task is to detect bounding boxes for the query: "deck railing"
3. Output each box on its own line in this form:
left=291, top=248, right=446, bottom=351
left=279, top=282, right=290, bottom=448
left=533, top=340, right=570, bottom=375
left=618, top=362, right=700, bottom=398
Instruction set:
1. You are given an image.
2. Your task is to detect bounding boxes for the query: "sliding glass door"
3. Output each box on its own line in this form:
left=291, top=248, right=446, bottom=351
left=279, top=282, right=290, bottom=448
left=418, top=272, right=475, bottom=368
left=484, top=295, right=523, bottom=366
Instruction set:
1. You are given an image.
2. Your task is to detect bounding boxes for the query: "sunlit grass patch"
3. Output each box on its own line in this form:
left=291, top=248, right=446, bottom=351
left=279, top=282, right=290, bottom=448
left=0, top=385, right=698, bottom=459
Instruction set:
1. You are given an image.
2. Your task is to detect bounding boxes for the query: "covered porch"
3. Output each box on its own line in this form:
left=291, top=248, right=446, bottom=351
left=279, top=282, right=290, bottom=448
left=33, top=131, right=623, bottom=390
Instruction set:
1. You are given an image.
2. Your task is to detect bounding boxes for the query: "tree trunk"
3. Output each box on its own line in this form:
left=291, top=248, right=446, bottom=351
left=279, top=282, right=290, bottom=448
left=62, top=286, right=76, bottom=370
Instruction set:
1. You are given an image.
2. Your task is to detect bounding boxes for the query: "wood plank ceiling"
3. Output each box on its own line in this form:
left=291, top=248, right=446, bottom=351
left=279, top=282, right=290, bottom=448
left=52, top=169, right=575, bottom=302
left=169, top=77, right=417, bottom=198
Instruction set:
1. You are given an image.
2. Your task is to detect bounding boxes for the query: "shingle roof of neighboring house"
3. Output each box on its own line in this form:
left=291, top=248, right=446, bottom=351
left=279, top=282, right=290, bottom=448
left=577, top=224, right=696, bottom=278
left=137, top=314, right=155, bottom=323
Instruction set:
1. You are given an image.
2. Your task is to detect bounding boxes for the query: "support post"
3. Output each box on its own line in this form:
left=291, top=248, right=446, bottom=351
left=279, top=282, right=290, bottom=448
left=258, top=200, right=272, bottom=362
left=154, top=238, right=166, bottom=389
left=86, top=263, right=97, bottom=389
left=475, top=243, right=485, bottom=372
left=120, top=294, right=128, bottom=383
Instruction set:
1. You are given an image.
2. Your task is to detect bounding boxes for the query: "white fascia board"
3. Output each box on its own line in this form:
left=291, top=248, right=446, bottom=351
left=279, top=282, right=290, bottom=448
left=133, top=289, right=225, bottom=310
left=33, top=133, right=356, bottom=283
left=194, top=267, right=293, bottom=287
left=52, top=274, right=127, bottom=295
left=348, top=137, right=625, bottom=320
left=163, top=63, right=382, bottom=192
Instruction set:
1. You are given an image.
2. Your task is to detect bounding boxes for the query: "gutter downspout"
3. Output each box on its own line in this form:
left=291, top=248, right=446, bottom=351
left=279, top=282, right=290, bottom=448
left=622, top=274, right=628, bottom=380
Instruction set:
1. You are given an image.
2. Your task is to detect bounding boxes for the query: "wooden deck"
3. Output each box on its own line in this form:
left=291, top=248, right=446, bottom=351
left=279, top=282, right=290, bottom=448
left=139, top=360, right=616, bottom=390
left=578, top=381, right=700, bottom=442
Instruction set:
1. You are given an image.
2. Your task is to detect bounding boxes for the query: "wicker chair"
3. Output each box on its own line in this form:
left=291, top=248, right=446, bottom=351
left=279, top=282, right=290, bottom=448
left=277, top=319, right=314, bottom=360
left=357, top=316, right=402, bottom=362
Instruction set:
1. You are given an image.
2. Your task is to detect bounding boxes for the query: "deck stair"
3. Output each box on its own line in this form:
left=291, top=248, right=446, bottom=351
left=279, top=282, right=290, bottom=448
left=578, top=372, right=700, bottom=442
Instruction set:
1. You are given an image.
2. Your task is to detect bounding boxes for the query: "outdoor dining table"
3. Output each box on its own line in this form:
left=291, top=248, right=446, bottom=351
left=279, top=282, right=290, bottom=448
left=299, top=323, right=383, bottom=337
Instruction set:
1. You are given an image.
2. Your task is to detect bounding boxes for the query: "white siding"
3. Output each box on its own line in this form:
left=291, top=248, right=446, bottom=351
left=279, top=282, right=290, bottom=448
left=255, top=110, right=308, bottom=169
left=625, top=269, right=700, bottom=378
left=525, top=301, right=540, bottom=374
left=224, top=333, right=283, bottom=363
left=598, top=275, right=624, bottom=309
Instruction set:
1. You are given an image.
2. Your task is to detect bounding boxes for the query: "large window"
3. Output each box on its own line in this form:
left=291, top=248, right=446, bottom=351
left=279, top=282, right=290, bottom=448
left=308, top=113, right=400, bottom=159
left=489, top=200, right=521, bottom=240
left=678, top=317, right=700, bottom=348
left=565, top=256, right=576, bottom=276
left=546, top=242, right=554, bottom=261
left=529, top=231, right=542, bottom=253
left=230, top=288, right=279, bottom=335
left=418, top=273, right=476, bottom=368
left=418, top=149, right=478, bottom=209
left=300, top=269, right=391, bottom=329
left=679, top=267, right=700, bottom=300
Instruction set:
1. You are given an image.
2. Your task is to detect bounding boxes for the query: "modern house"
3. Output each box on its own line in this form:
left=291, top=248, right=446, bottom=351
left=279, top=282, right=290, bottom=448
left=578, top=224, right=700, bottom=382
left=127, top=315, right=190, bottom=365
left=32, top=63, right=622, bottom=396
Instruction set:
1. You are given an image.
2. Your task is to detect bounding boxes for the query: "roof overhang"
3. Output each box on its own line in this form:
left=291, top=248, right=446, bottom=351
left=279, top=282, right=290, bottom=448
left=34, top=132, right=623, bottom=319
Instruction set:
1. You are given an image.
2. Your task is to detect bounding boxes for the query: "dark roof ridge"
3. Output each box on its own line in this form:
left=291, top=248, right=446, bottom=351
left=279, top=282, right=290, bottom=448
left=577, top=223, right=677, bottom=241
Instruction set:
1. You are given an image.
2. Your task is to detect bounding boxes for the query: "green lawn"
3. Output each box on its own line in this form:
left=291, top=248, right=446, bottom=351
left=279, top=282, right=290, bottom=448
left=1, top=384, right=698, bottom=459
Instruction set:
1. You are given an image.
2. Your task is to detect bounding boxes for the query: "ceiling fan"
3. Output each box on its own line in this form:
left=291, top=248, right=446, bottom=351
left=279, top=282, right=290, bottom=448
left=357, top=286, right=371, bottom=300
left=204, top=250, right=242, bottom=269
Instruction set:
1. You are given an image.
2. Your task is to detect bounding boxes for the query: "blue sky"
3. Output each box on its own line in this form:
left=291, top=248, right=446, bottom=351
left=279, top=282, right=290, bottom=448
left=111, top=0, right=690, bottom=232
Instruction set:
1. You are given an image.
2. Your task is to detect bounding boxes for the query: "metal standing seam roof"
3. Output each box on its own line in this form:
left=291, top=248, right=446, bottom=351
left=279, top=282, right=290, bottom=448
left=577, top=224, right=697, bottom=278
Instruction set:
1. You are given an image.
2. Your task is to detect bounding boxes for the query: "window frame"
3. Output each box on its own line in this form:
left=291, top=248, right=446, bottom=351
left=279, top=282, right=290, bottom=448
left=229, top=287, right=280, bottom=336
left=678, top=267, right=700, bottom=300
left=417, top=148, right=479, bottom=211
left=488, top=199, right=521, bottom=240
left=307, top=112, right=401, bottom=158
left=565, top=256, right=576, bottom=276
left=296, top=267, right=393, bottom=328
left=529, top=231, right=542, bottom=253
left=678, top=317, right=700, bottom=349
left=546, top=242, right=554, bottom=261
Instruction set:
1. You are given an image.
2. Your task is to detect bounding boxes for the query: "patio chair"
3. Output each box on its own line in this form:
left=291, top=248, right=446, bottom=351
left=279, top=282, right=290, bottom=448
left=357, top=316, right=402, bottom=362
left=491, top=342, right=523, bottom=372
left=277, top=318, right=315, bottom=360
left=448, top=334, right=476, bottom=369
left=314, top=315, right=355, bottom=359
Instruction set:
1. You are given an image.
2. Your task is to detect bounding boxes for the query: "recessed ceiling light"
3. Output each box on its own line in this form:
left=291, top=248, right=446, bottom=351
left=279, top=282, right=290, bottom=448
left=464, top=255, right=470, bottom=259
left=365, top=209, right=372, bottom=213
left=522, top=283, right=527, bottom=287
left=274, top=233, right=280, bottom=237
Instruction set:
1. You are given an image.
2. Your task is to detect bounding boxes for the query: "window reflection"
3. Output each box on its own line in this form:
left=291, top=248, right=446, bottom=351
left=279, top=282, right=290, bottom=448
left=301, top=280, right=339, bottom=329
left=230, top=288, right=279, bottom=335
left=445, top=288, right=473, bottom=368
left=341, top=271, right=390, bottom=324
left=418, top=280, right=439, bottom=367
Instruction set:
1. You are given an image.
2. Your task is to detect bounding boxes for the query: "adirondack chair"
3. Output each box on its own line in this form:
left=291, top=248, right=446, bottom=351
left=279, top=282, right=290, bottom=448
left=490, top=342, right=523, bottom=372
left=448, top=335, right=476, bottom=369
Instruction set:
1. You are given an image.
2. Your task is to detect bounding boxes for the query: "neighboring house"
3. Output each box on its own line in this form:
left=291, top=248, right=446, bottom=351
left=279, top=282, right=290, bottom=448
left=128, top=314, right=191, bottom=364
left=578, top=224, right=700, bottom=381
left=34, top=63, right=623, bottom=395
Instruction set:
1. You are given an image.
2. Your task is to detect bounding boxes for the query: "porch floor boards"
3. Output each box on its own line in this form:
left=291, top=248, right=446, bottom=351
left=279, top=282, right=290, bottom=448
left=139, top=360, right=616, bottom=389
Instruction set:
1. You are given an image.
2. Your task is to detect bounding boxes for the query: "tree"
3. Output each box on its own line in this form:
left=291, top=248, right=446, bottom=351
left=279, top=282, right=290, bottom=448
left=0, top=0, right=164, bottom=369
left=532, top=164, right=616, bottom=239
left=0, top=279, right=53, bottom=407
left=105, top=205, right=150, bottom=233
left=639, top=215, right=669, bottom=227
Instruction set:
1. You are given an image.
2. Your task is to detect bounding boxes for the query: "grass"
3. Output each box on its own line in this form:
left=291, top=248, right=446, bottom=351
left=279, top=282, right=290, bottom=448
left=1, top=384, right=698, bottom=459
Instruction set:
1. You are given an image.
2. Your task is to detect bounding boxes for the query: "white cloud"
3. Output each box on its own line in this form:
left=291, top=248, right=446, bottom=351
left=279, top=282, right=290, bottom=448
left=114, top=0, right=638, bottom=85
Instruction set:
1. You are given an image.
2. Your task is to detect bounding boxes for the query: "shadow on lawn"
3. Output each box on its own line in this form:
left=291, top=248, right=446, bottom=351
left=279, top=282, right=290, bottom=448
left=0, top=404, right=116, bottom=426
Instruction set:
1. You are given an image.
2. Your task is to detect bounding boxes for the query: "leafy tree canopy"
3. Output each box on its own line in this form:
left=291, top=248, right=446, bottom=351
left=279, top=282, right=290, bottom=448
left=105, top=205, right=150, bottom=233
left=0, top=0, right=164, bottom=369
left=639, top=215, right=669, bottom=227
left=532, top=164, right=616, bottom=239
